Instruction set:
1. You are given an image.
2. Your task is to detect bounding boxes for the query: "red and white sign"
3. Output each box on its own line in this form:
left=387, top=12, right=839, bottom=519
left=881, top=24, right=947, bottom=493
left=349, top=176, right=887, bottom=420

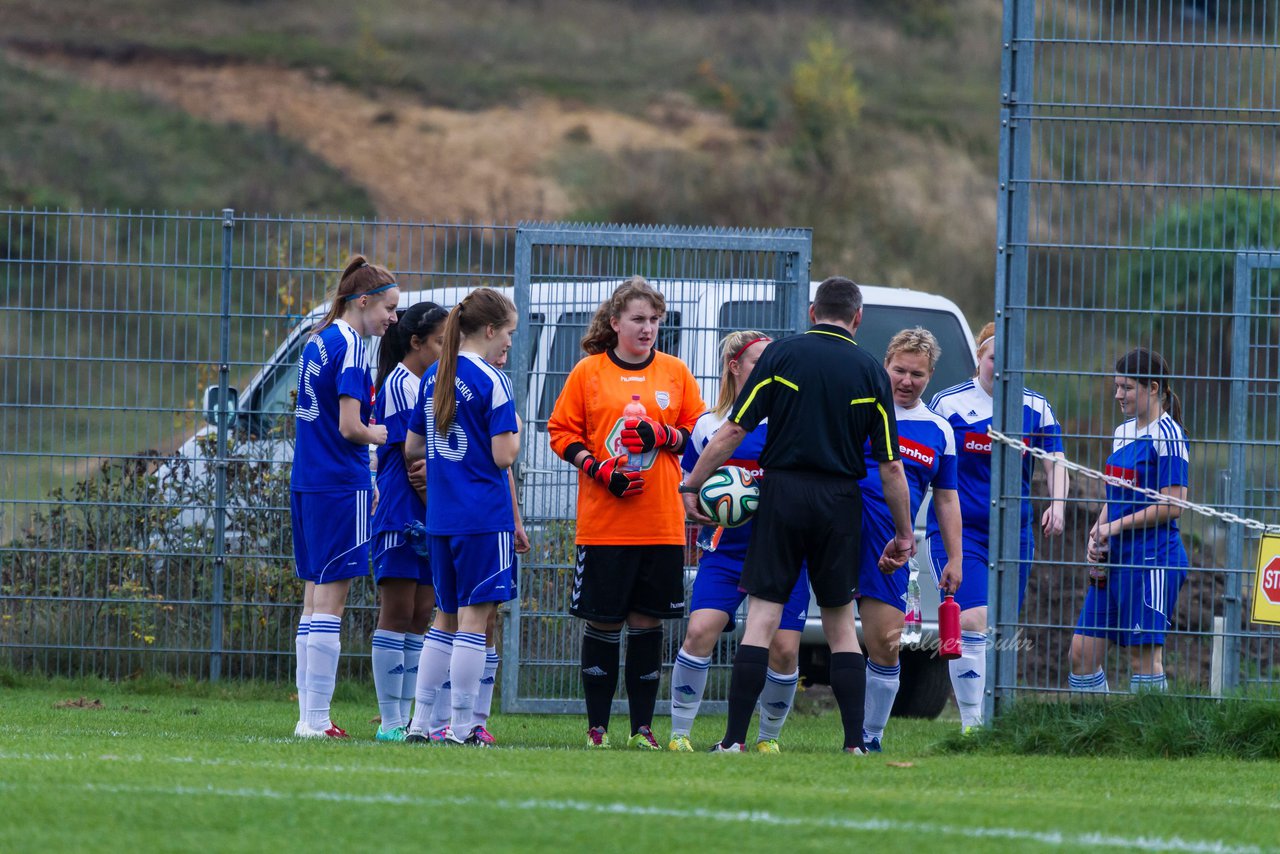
left=1261, top=556, right=1280, bottom=606
left=725, top=458, right=765, bottom=480
left=898, top=437, right=937, bottom=468
left=962, top=431, right=992, bottom=455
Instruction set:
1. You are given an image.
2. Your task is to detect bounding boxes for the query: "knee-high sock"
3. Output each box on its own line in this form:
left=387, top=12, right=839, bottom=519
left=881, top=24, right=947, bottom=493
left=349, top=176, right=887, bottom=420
left=862, top=660, right=900, bottom=741
left=722, top=644, right=769, bottom=747
left=400, top=633, right=424, bottom=723
left=449, top=631, right=487, bottom=736
left=669, top=648, right=712, bottom=738
left=1068, top=668, right=1109, bottom=694
left=305, top=613, right=342, bottom=731
left=829, top=652, right=867, bottom=750
left=475, top=647, right=500, bottom=725
left=294, top=617, right=310, bottom=723
left=371, top=629, right=406, bottom=729
left=950, top=630, right=987, bottom=728
left=625, top=626, right=664, bottom=735
left=756, top=667, right=799, bottom=742
left=428, top=674, right=452, bottom=736
left=1130, top=672, right=1167, bottom=693
left=408, top=628, right=452, bottom=734
left=581, top=626, right=621, bottom=731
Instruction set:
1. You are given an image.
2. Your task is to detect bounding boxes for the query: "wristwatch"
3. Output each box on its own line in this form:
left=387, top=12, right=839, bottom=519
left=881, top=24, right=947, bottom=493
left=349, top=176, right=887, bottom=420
left=677, top=482, right=700, bottom=495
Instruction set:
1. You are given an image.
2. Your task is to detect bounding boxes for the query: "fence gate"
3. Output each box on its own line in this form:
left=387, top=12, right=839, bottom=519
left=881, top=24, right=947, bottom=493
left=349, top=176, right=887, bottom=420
left=502, top=222, right=812, bottom=713
left=991, top=0, right=1280, bottom=715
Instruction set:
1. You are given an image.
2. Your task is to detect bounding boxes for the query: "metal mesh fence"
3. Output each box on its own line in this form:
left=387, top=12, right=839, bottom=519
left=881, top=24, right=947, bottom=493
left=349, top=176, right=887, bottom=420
left=991, top=0, right=1280, bottom=708
left=1, top=210, right=514, bottom=680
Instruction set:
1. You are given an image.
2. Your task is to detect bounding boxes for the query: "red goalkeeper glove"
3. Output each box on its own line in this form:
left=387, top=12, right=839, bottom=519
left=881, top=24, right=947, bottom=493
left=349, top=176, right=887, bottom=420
left=621, top=416, right=680, bottom=454
left=582, top=454, right=644, bottom=498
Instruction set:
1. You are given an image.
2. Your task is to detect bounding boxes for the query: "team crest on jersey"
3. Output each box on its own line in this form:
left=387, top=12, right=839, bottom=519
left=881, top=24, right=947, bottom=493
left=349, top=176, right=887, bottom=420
left=655, top=391, right=670, bottom=410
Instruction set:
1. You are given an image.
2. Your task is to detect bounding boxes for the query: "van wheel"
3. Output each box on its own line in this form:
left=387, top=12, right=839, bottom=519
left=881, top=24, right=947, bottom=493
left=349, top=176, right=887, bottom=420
left=891, top=648, right=951, bottom=719
left=797, top=644, right=829, bottom=685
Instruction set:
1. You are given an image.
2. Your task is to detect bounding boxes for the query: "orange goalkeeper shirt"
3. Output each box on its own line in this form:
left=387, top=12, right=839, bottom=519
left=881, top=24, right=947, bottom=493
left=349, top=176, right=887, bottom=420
left=548, top=349, right=705, bottom=545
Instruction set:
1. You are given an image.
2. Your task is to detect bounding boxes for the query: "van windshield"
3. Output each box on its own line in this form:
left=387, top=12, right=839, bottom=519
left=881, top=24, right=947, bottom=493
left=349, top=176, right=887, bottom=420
left=855, top=306, right=975, bottom=401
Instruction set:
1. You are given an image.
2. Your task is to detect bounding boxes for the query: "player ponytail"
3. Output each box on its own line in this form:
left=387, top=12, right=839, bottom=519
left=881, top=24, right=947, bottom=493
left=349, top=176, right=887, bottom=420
left=315, top=255, right=397, bottom=334
left=581, top=276, right=666, bottom=355
left=433, top=287, right=516, bottom=435
left=714, top=330, right=769, bottom=417
left=1116, top=347, right=1182, bottom=427
left=376, top=301, right=448, bottom=393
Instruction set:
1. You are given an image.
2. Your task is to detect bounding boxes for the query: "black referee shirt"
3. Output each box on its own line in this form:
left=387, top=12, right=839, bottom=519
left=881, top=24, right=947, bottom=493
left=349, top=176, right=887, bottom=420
left=729, top=323, right=898, bottom=478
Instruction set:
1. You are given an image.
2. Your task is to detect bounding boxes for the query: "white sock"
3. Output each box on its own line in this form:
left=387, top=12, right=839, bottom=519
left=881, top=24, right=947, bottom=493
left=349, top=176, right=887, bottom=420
left=401, top=633, right=424, bottom=723
left=371, top=629, right=406, bottom=729
left=408, top=628, right=453, bottom=734
left=295, top=617, right=310, bottom=723
left=475, top=646, right=500, bottom=726
left=305, top=613, right=342, bottom=731
left=863, top=660, right=901, bottom=741
left=430, top=675, right=452, bottom=735
left=1130, top=672, right=1167, bottom=693
left=669, top=648, right=712, bottom=738
left=949, top=630, right=987, bottom=728
left=756, top=667, right=799, bottom=742
left=450, top=631, right=488, bottom=736
left=1068, top=668, right=1109, bottom=694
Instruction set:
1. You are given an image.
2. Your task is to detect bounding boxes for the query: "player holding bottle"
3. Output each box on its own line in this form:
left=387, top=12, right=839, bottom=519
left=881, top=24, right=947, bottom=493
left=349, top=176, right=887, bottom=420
left=858, top=328, right=963, bottom=752
left=547, top=276, right=704, bottom=750
left=925, top=322, right=1068, bottom=733
left=291, top=255, right=400, bottom=739
left=668, top=331, right=811, bottom=754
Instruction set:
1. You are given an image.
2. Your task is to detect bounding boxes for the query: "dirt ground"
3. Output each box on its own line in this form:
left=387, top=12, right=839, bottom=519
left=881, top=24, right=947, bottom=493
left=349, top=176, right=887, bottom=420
left=8, top=45, right=744, bottom=223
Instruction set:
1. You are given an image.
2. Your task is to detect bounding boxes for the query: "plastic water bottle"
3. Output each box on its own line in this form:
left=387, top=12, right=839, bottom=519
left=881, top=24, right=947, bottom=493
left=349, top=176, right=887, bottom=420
left=1087, top=535, right=1109, bottom=590
left=621, top=394, right=647, bottom=472
left=902, top=558, right=923, bottom=646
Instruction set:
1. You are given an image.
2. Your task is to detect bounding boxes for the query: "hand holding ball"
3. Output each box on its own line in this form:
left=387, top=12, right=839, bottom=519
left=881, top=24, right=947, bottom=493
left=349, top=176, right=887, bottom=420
left=696, top=466, right=759, bottom=528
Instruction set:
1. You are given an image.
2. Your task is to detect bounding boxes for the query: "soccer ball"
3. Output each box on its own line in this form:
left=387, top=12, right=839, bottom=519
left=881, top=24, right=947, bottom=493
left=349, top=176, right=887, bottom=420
left=697, top=466, right=760, bottom=528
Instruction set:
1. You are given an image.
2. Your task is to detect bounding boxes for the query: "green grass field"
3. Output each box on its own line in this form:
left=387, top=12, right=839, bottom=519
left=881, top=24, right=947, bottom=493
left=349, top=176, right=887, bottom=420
left=1, top=681, right=1277, bottom=853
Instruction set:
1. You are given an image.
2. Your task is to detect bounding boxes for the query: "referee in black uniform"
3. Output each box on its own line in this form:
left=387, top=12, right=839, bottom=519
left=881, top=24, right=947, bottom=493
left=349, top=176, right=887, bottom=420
left=681, top=276, right=915, bottom=753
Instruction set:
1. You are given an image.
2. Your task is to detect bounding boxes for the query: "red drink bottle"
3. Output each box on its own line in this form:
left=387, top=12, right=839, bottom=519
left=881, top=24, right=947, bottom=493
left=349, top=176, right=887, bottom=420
left=938, top=594, right=962, bottom=660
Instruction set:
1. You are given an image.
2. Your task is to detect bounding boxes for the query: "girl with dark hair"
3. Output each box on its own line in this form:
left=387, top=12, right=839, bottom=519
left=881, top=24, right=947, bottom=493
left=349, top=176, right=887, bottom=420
left=368, top=301, right=448, bottom=742
left=1070, top=348, right=1189, bottom=693
left=403, top=287, right=520, bottom=745
left=548, top=276, right=705, bottom=750
left=292, top=255, right=400, bottom=739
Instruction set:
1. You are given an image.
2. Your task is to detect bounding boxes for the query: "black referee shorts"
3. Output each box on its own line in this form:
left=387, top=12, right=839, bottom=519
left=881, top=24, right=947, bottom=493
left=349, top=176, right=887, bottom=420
left=741, top=470, right=862, bottom=609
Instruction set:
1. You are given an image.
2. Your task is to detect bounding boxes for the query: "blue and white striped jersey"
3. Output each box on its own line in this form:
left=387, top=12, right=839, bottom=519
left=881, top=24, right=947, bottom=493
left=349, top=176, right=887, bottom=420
left=291, top=319, right=374, bottom=492
left=409, top=352, right=518, bottom=535
left=371, top=363, right=426, bottom=536
left=1105, top=413, right=1189, bottom=564
left=861, top=402, right=957, bottom=546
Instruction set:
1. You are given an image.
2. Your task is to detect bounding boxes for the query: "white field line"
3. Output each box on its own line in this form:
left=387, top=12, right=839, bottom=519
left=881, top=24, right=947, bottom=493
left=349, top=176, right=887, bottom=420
left=0, top=752, right=1271, bottom=853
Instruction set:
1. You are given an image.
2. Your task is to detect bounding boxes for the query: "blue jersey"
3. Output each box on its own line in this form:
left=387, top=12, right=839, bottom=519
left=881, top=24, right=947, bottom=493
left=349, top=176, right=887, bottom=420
left=1105, top=413, right=1189, bottom=565
left=681, top=412, right=767, bottom=564
left=371, top=363, right=426, bottom=536
left=861, top=402, right=957, bottom=544
left=925, top=379, right=1064, bottom=545
left=409, top=352, right=518, bottom=535
left=291, top=319, right=374, bottom=492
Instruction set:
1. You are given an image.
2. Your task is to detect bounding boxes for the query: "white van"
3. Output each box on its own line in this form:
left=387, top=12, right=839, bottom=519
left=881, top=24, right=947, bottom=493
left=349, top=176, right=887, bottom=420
left=181, top=278, right=976, bottom=716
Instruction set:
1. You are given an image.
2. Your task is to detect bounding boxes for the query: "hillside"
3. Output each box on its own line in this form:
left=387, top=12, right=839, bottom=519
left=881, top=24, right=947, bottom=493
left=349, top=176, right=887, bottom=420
left=0, top=0, right=1003, bottom=322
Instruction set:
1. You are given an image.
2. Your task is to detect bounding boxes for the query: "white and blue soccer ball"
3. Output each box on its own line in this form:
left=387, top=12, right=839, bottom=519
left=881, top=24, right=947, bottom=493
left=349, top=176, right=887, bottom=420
left=698, top=465, right=760, bottom=528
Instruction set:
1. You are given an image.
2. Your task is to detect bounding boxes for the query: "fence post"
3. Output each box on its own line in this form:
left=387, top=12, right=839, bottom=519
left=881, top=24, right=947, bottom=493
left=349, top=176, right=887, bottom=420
left=210, top=208, right=235, bottom=681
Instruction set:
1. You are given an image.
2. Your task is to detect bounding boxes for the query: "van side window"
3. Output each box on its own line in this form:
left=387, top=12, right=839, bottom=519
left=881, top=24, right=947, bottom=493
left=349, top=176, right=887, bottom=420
left=250, top=326, right=313, bottom=435
left=718, top=300, right=790, bottom=340
left=536, top=310, right=681, bottom=431
left=855, top=307, right=975, bottom=399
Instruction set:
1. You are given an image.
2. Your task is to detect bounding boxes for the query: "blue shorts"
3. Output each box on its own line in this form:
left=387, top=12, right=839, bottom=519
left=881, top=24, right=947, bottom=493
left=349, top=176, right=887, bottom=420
left=858, top=522, right=908, bottom=611
left=1075, top=564, right=1186, bottom=646
left=372, top=531, right=432, bottom=585
left=927, top=530, right=1033, bottom=613
left=690, top=553, right=809, bottom=632
left=291, top=489, right=372, bottom=584
left=430, top=531, right=517, bottom=614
